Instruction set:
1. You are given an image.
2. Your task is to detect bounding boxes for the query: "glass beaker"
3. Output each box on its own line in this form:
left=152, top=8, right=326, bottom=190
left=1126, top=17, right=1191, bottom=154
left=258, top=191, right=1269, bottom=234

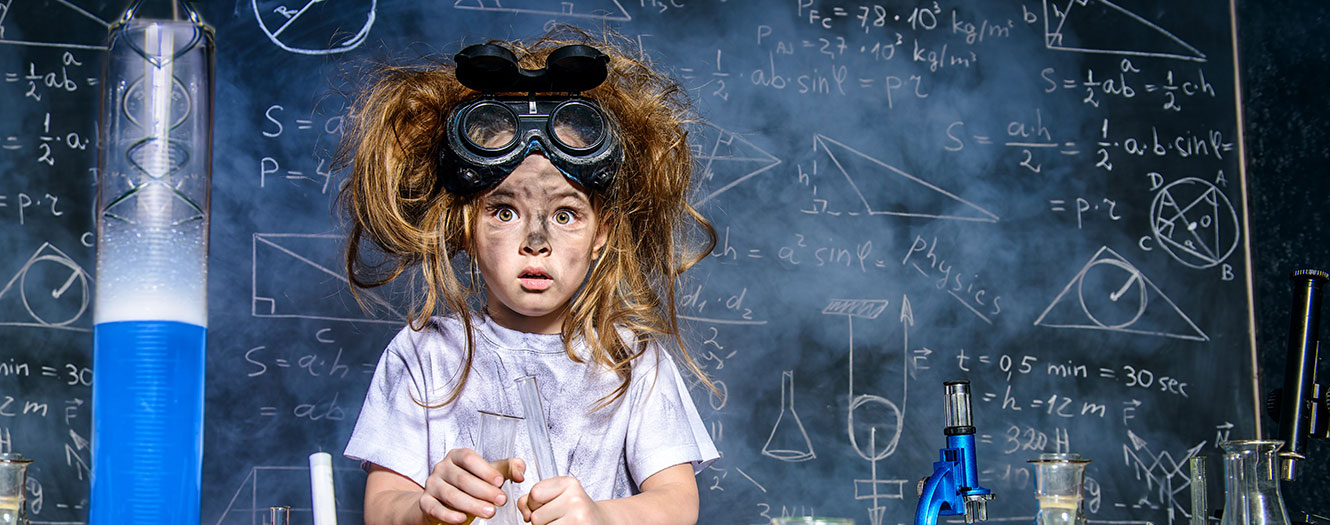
left=0, top=453, right=33, bottom=525
left=476, top=410, right=523, bottom=525
left=1218, top=440, right=1290, bottom=525
left=1029, top=453, right=1090, bottom=525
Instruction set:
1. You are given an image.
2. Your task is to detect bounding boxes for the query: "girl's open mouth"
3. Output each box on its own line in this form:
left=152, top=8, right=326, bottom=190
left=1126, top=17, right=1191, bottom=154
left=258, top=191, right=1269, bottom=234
left=519, top=268, right=552, bottom=290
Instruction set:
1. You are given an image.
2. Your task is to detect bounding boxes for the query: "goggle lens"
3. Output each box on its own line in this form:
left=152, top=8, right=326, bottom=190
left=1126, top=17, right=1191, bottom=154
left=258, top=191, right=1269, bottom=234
left=550, top=102, right=605, bottom=151
left=463, top=103, right=517, bottom=150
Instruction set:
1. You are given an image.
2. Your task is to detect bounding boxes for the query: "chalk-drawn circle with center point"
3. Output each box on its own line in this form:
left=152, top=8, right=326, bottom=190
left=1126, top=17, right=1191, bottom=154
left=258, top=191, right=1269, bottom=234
left=1078, top=258, right=1147, bottom=329
left=1149, top=177, right=1239, bottom=269
left=847, top=394, right=902, bottom=461
left=20, top=254, right=90, bottom=327
left=251, top=0, right=376, bottom=55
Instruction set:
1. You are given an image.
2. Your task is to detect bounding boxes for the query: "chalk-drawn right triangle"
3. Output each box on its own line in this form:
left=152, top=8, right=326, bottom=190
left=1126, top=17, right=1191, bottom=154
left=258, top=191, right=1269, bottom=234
left=0, top=0, right=111, bottom=50
left=689, top=122, right=782, bottom=206
left=1033, top=246, right=1208, bottom=341
left=212, top=464, right=362, bottom=524
left=252, top=233, right=403, bottom=324
left=813, top=134, right=998, bottom=223
left=452, top=0, right=630, bottom=22
left=1043, top=0, right=1206, bottom=62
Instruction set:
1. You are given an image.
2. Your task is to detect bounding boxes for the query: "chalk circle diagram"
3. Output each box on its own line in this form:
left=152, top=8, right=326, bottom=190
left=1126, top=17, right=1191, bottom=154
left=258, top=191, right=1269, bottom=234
left=1034, top=246, right=1208, bottom=341
left=252, top=233, right=402, bottom=323
left=848, top=393, right=902, bottom=461
left=0, top=243, right=92, bottom=331
left=453, top=0, right=630, bottom=22
left=813, top=134, right=999, bottom=222
left=251, top=0, right=375, bottom=55
left=762, top=370, right=816, bottom=462
left=820, top=299, right=905, bottom=461
left=688, top=122, right=783, bottom=207
left=1150, top=177, right=1239, bottom=270
left=1043, top=0, right=1206, bottom=62
left=0, top=0, right=110, bottom=50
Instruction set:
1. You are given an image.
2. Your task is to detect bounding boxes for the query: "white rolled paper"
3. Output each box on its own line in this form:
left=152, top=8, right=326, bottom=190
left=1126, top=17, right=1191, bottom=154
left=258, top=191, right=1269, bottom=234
left=309, top=452, right=338, bottom=525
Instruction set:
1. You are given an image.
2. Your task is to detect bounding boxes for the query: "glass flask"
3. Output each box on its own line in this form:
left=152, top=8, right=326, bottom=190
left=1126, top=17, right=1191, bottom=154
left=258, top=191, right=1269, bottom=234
left=476, top=410, right=523, bottom=525
left=1029, top=453, right=1090, bottom=525
left=0, top=453, right=32, bottom=525
left=1218, top=440, right=1290, bottom=525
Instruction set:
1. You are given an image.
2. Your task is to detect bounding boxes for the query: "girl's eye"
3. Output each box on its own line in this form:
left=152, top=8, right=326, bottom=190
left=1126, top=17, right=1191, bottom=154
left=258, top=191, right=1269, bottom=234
left=553, top=210, right=575, bottom=225
left=495, top=208, right=516, bottom=222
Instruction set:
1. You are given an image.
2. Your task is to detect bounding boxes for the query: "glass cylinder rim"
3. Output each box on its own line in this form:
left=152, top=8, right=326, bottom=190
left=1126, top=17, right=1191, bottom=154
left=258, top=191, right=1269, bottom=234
left=1028, top=452, right=1090, bottom=464
left=0, top=452, right=32, bottom=463
left=477, top=409, right=523, bottom=421
left=1218, top=439, right=1285, bottom=448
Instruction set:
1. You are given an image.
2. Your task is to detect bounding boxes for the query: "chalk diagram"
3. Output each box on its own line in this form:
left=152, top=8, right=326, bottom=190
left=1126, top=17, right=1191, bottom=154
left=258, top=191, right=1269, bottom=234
left=812, top=134, right=999, bottom=222
left=1150, top=177, right=1239, bottom=270
left=1033, top=246, right=1208, bottom=341
left=453, top=0, right=630, bottom=22
left=251, top=0, right=375, bottom=55
left=1121, top=429, right=1205, bottom=523
left=252, top=233, right=403, bottom=324
left=0, top=242, right=92, bottom=331
left=213, top=464, right=362, bottom=524
left=762, top=370, right=815, bottom=462
left=821, top=297, right=913, bottom=525
left=1043, top=0, right=1206, bottom=62
left=689, top=122, right=783, bottom=206
left=0, top=0, right=109, bottom=50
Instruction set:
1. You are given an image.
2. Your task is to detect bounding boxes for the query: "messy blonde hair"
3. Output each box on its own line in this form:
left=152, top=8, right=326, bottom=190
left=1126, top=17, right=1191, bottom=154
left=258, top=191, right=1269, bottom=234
left=337, top=26, right=717, bottom=408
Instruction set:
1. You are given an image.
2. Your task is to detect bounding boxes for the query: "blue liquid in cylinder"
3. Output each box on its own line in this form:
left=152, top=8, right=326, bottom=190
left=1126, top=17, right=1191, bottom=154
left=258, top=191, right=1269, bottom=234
left=91, top=320, right=205, bottom=523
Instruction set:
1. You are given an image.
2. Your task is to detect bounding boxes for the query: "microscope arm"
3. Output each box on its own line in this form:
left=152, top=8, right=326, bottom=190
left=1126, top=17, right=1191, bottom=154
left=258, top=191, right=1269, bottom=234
left=915, top=465, right=953, bottom=525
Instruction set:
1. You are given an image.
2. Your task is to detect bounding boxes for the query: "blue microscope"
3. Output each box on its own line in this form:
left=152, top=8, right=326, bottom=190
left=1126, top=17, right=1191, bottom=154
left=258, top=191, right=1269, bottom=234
left=915, top=380, right=996, bottom=525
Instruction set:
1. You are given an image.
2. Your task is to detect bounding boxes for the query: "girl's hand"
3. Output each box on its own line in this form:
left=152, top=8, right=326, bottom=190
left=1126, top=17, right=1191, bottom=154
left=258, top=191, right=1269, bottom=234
left=420, top=448, right=526, bottom=524
left=518, top=476, right=609, bottom=525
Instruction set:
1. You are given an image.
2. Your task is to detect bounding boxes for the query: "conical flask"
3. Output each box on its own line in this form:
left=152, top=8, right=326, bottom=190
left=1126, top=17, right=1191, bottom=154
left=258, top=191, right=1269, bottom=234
left=1218, top=440, right=1290, bottom=525
left=762, top=370, right=815, bottom=462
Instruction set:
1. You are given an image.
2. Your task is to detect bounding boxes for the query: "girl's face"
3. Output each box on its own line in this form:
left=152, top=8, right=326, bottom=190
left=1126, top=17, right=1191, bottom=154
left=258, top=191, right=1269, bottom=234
left=473, top=154, right=608, bottom=334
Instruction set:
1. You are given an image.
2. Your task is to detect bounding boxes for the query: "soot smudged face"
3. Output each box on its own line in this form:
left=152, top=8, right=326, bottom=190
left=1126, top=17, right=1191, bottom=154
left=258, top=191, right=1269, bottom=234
left=472, top=154, right=607, bottom=334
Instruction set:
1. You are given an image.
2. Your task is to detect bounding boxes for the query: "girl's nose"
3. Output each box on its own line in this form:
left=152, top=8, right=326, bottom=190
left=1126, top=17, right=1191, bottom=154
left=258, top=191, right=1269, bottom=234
left=522, top=224, right=550, bottom=254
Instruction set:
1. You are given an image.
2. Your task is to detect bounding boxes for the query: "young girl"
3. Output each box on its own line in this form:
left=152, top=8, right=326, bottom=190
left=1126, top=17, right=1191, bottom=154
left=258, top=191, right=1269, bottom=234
left=340, top=27, right=719, bottom=525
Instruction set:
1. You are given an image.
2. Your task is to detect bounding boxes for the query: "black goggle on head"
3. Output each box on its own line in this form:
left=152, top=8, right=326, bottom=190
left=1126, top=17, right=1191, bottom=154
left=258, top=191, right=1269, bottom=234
left=439, top=43, right=623, bottom=196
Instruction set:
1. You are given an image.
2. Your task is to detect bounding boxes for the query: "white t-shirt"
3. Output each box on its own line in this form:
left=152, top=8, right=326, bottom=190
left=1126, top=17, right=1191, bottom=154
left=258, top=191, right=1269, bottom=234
left=344, top=314, right=718, bottom=500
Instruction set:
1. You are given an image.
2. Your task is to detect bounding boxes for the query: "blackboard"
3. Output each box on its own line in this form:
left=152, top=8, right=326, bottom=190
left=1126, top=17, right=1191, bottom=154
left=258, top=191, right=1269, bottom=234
left=0, top=1, right=1271, bottom=524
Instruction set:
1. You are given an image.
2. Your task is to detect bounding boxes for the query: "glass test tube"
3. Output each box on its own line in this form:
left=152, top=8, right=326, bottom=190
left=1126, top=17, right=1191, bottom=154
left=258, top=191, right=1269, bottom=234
left=269, top=506, right=290, bottom=525
left=515, top=375, right=559, bottom=481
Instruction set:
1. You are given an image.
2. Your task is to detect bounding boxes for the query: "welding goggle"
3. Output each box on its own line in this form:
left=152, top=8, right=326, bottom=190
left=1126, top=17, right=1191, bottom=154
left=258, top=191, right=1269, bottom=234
left=438, top=43, right=621, bottom=195
left=441, top=95, right=621, bottom=195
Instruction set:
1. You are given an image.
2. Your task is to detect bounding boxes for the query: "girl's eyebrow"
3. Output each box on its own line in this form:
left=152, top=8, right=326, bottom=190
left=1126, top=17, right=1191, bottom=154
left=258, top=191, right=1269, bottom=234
left=485, top=188, right=517, bottom=200
left=550, top=189, right=591, bottom=204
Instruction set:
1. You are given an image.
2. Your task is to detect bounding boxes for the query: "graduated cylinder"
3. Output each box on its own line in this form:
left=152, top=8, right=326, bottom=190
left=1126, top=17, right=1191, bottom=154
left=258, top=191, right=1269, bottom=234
left=91, top=0, right=213, bottom=523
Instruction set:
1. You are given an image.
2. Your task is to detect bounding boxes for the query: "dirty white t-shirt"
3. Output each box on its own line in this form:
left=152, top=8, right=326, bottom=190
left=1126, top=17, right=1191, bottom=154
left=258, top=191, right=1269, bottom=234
left=344, top=314, right=718, bottom=500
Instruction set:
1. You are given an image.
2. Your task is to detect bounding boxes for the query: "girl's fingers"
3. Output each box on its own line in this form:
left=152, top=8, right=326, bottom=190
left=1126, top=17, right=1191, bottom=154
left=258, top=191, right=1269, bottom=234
left=446, top=449, right=506, bottom=488
left=421, top=449, right=508, bottom=521
left=517, top=493, right=533, bottom=522
left=498, top=457, right=527, bottom=484
left=417, top=491, right=474, bottom=524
